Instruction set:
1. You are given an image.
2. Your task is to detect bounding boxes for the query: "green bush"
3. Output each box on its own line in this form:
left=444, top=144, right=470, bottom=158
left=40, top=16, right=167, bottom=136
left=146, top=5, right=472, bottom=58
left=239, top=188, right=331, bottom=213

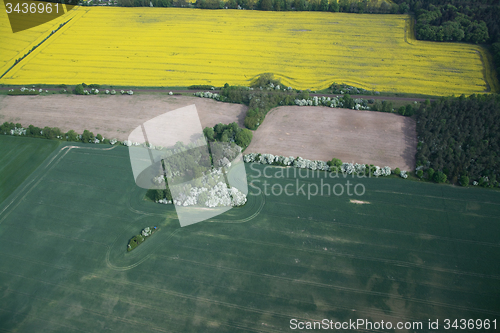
left=250, top=73, right=280, bottom=88
left=427, top=168, right=435, bottom=180
left=204, top=122, right=253, bottom=149
left=460, top=176, right=469, bottom=187
left=416, top=170, right=424, bottom=178
left=235, top=128, right=253, bottom=148
left=127, top=235, right=144, bottom=251
left=434, top=171, right=447, bottom=183
left=394, top=167, right=401, bottom=175
left=81, top=130, right=94, bottom=143
left=327, top=158, right=342, bottom=168
left=74, top=84, right=84, bottom=95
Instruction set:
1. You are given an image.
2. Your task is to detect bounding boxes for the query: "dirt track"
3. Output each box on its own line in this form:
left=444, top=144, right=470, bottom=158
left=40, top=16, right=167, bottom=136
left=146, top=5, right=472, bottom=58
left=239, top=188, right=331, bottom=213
left=0, top=95, right=247, bottom=141
left=246, top=106, right=417, bottom=170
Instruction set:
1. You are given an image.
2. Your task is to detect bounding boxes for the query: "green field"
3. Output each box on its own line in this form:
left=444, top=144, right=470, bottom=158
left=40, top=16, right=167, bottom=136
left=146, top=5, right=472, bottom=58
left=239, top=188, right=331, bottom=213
left=0, top=135, right=60, bottom=204
left=0, top=141, right=499, bottom=332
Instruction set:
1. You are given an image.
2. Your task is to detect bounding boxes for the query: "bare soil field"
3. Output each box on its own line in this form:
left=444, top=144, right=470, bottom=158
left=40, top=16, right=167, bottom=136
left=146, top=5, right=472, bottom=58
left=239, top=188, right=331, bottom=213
left=0, top=94, right=247, bottom=140
left=246, top=106, right=417, bottom=170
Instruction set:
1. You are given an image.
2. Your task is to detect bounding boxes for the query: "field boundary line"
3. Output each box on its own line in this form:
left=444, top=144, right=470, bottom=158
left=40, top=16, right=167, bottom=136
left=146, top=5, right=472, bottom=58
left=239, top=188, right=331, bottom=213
left=1, top=7, right=88, bottom=80
left=404, top=16, right=416, bottom=45
left=0, top=11, right=76, bottom=77
left=476, top=46, right=500, bottom=93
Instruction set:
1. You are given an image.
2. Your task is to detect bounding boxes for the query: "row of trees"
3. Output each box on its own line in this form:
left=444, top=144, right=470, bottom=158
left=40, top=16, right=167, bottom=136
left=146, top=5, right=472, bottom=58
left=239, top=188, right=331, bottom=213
left=415, top=94, right=500, bottom=187
left=0, top=122, right=113, bottom=144
left=194, top=0, right=407, bottom=13
left=116, top=0, right=407, bottom=13
left=118, top=0, right=184, bottom=7
left=217, top=74, right=303, bottom=129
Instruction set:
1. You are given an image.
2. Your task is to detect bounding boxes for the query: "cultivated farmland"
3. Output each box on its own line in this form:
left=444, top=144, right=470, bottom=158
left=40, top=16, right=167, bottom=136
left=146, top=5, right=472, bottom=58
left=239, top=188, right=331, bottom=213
left=0, top=142, right=499, bottom=332
left=246, top=105, right=417, bottom=170
left=0, top=135, right=60, bottom=204
left=0, top=7, right=496, bottom=95
left=0, top=4, right=75, bottom=75
left=0, top=94, right=248, bottom=140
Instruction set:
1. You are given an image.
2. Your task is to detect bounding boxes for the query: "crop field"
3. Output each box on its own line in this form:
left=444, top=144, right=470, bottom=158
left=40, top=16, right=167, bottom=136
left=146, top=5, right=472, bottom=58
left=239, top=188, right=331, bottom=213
left=0, top=3, right=75, bottom=76
left=1, top=139, right=499, bottom=332
left=0, top=94, right=248, bottom=140
left=0, top=135, right=60, bottom=204
left=0, top=7, right=497, bottom=95
left=246, top=105, right=417, bottom=170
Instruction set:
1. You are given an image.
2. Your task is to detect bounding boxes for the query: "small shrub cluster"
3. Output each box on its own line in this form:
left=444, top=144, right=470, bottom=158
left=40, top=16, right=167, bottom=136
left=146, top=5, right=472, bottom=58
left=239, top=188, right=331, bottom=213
left=127, top=226, right=157, bottom=252
left=330, top=83, right=369, bottom=95
left=203, top=122, right=253, bottom=149
left=244, top=153, right=400, bottom=178
left=188, top=85, right=216, bottom=90
left=294, top=95, right=369, bottom=110
left=74, top=83, right=129, bottom=96
left=7, top=87, right=40, bottom=96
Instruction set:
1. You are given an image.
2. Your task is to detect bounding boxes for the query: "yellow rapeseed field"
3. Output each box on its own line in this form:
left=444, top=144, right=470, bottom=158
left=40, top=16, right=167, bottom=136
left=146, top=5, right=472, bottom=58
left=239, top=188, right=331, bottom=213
left=0, top=1, right=76, bottom=75
left=1, top=7, right=497, bottom=95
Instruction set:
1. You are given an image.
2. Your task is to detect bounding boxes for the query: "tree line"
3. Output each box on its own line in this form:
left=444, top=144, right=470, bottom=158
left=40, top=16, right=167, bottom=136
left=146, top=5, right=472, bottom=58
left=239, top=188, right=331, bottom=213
left=116, top=0, right=407, bottom=14
left=415, top=94, right=500, bottom=187
left=0, top=122, right=113, bottom=144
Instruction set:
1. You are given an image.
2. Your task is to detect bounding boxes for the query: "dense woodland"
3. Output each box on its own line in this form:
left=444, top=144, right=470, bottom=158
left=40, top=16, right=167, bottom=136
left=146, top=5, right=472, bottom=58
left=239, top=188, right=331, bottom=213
left=415, top=94, right=500, bottom=187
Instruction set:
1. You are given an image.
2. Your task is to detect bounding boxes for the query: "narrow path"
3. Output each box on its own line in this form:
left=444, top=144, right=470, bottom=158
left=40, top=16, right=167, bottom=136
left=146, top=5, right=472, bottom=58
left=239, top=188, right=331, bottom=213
left=0, top=87, right=434, bottom=102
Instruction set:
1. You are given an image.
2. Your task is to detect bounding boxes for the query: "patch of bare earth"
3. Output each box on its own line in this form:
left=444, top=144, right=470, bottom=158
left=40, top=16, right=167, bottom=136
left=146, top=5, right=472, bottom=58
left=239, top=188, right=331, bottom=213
left=0, top=95, right=247, bottom=141
left=350, top=200, right=370, bottom=204
left=246, top=106, right=417, bottom=170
